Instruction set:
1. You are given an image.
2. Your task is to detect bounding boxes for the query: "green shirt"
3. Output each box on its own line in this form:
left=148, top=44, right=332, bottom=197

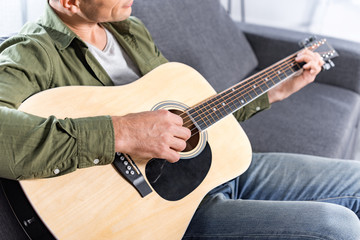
left=0, top=4, right=269, bottom=180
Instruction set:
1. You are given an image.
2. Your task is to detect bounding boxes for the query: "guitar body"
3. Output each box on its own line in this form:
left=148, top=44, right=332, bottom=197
left=17, top=62, right=252, bottom=239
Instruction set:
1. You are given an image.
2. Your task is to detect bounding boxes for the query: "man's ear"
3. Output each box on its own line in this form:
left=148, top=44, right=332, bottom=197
left=58, top=0, right=80, bottom=13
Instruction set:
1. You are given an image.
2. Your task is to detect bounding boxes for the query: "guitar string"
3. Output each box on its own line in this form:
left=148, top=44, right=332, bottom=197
left=196, top=55, right=299, bottom=123
left=180, top=46, right=326, bottom=137
left=179, top=44, right=327, bottom=135
left=178, top=56, right=298, bottom=138
left=179, top=53, right=300, bottom=135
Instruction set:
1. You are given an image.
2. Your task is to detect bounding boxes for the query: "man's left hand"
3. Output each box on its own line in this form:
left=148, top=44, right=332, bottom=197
left=267, top=49, right=324, bottom=104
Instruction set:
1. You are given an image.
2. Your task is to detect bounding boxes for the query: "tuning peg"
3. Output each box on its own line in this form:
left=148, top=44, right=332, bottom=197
left=299, top=36, right=318, bottom=48
left=322, top=59, right=335, bottom=71
left=298, top=39, right=308, bottom=48
left=309, top=36, right=317, bottom=42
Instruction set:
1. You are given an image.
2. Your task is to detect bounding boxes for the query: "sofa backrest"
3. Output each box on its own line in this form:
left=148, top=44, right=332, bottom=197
left=0, top=37, right=9, bottom=45
left=132, top=0, right=258, bottom=92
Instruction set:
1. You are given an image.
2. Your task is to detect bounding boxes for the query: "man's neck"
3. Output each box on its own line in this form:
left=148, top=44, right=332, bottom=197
left=67, top=22, right=107, bottom=50
left=49, top=1, right=107, bottom=50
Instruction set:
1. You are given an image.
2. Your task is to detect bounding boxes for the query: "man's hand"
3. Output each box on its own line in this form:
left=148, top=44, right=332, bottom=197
left=268, top=49, right=324, bottom=104
left=111, top=110, right=191, bottom=163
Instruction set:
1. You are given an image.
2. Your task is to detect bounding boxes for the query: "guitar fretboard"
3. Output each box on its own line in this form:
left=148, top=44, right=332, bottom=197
left=186, top=54, right=303, bottom=131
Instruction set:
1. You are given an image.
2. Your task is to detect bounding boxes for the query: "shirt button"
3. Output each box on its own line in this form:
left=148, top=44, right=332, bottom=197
left=53, top=169, right=60, bottom=175
left=256, top=106, right=261, bottom=111
left=93, top=159, right=100, bottom=165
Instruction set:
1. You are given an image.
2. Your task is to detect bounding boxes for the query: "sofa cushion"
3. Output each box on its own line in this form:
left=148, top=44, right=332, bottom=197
left=132, top=0, right=258, bottom=92
left=241, top=82, right=360, bottom=159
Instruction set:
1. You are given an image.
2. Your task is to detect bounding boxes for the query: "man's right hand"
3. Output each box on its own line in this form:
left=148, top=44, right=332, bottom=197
left=111, top=110, right=191, bottom=163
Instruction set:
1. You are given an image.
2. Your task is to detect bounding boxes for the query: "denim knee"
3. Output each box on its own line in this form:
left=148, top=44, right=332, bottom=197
left=312, top=202, right=360, bottom=240
left=185, top=200, right=360, bottom=240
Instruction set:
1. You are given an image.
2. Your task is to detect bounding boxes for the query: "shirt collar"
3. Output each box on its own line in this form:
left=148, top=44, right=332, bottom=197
left=37, top=2, right=131, bottom=50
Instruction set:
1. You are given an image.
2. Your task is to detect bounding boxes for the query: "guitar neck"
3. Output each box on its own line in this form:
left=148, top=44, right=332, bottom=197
left=187, top=52, right=302, bottom=131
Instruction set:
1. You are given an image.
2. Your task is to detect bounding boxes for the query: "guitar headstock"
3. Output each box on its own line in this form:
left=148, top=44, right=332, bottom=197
left=299, top=36, right=339, bottom=70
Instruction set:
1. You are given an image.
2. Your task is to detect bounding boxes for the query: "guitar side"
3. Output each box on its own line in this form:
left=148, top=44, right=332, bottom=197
left=18, top=62, right=252, bottom=239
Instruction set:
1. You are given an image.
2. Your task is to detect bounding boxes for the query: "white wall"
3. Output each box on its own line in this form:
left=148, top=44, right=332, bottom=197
left=0, top=1, right=23, bottom=35
left=222, top=0, right=360, bottom=43
left=311, top=0, right=360, bottom=42
left=1, top=0, right=359, bottom=43
left=0, top=0, right=46, bottom=35
left=243, top=0, right=315, bottom=30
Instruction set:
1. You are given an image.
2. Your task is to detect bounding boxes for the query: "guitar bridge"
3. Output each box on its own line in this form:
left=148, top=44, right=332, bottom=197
left=113, top=153, right=152, bottom=198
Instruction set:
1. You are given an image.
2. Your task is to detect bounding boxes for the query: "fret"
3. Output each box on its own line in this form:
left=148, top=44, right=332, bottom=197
left=270, top=68, right=282, bottom=83
left=257, top=76, right=269, bottom=91
left=200, top=103, right=215, bottom=128
left=233, top=84, right=245, bottom=97
left=288, top=58, right=304, bottom=72
left=262, top=77, right=270, bottom=88
left=250, top=86, right=257, bottom=96
left=208, top=103, right=222, bottom=123
left=257, top=78, right=267, bottom=92
left=216, top=100, right=230, bottom=117
left=253, top=85, right=264, bottom=95
left=225, top=93, right=243, bottom=113
left=244, top=93, right=253, bottom=103
left=279, top=59, right=295, bottom=75
left=262, top=75, right=272, bottom=88
left=288, top=61, right=295, bottom=71
left=190, top=104, right=211, bottom=130
left=248, top=90, right=258, bottom=100
left=208, top=96, right=226, bottom=120
left=265, top=71, right=277, bottom=87
left=212, top=94, right=228, bottom=113
left=284, top=68, right=294, bottom=76
left=187, top=54, right=306, bottom=131
left=218, top=93, right=234, bottom=114
left=294, top=62, right=305, bottom=71
left=222, top=101, right=234, bottom=114
left=226, top=87, right=242, bottom=108
left=285, top=60, right=297, bottom=74
left=218, top=106, right=228, bottom=118
left=216, top=93, right=234, bottom=115
left=276, top=69, right=288, bottom=79
left=226, top=95, right=239, bottom=113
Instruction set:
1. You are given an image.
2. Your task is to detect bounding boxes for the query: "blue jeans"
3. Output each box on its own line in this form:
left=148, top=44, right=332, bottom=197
left=183, top=153, right=360, bottom=239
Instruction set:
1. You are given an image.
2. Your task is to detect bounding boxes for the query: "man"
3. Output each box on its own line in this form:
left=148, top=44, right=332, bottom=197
left=0, top=0, right=359, bottom=239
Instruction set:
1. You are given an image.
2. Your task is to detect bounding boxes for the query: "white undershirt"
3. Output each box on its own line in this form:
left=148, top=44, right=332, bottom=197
left=86, top=27, right=141, bottom=86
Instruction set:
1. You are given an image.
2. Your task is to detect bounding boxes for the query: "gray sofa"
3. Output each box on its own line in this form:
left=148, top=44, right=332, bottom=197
left=1, top=0, right=360, bottom=239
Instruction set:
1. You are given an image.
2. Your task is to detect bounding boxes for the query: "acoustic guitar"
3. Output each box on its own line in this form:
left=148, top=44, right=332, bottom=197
left=2, top=37, right=337, bottom=239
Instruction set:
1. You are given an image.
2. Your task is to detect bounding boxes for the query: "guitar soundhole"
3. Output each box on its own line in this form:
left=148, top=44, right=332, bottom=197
left=145, top=143, right=212, bottom=201
left=169, top=109, right=200, bottom=153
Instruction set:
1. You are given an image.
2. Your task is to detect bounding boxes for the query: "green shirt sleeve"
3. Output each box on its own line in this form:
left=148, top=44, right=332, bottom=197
left=0, top=108, right=114, bottom=180
left=0, top=37, right=114, bottom=180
